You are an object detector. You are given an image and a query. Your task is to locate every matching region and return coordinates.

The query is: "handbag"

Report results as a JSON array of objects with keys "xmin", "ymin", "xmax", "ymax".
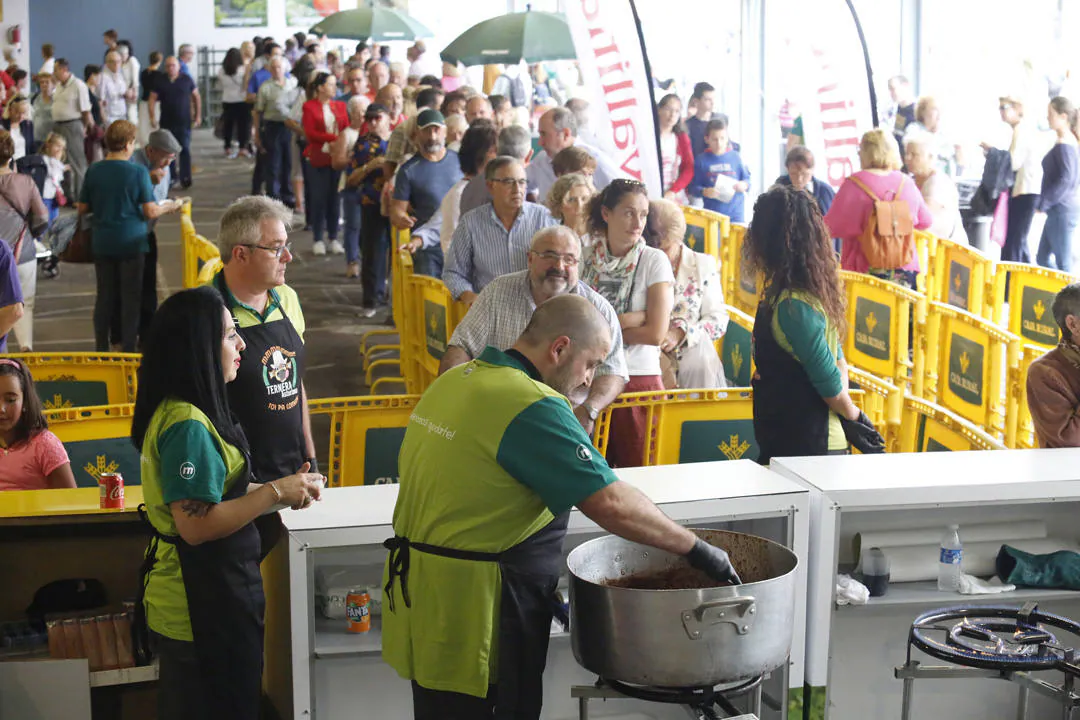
[
  {"xmin": 59, "ymin": 213, "xmax": 95, "ymax": 264},
  {"xmin": 0, "ymin": 183, "xmax": 29, "ymax": 262}
]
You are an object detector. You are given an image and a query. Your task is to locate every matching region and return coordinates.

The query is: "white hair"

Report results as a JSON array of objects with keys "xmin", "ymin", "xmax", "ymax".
[
  {"xmin": 218, "ymin": 196, "xmax": 294, "ymax": 260},
  {"xmin": 347, "ymin": 95, "xmax": 370, "ymax": 120}
]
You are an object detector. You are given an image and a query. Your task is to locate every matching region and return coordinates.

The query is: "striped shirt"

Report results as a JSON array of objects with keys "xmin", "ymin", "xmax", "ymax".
[
  {"xmin": 442, "ymin": 202, "xmax": 559, "ymax": 299},
  {"xmin": 449, "ymin": 269, "xmax": 629, "ymax": 381}
]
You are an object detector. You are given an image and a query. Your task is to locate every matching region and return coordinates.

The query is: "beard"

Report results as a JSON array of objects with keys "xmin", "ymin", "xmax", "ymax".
[
  {"xmin": 422, "ymin": 140, "xmax": 445, "ymax": 155},
  {"xmin": 535, "ymin": 269, "xmax": 571, "ymax": 296},
  {"xmin": 544, "ymin": 362, "xmax": 582, "ymax": 399}
]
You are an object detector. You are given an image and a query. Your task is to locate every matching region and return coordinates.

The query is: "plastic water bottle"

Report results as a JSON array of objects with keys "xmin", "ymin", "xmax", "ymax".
[{"xmin": 938, "ymin": 524, "xmax": 963, "ymax": 591}]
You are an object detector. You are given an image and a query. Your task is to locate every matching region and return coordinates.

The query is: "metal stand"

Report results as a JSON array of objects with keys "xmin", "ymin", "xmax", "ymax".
[
  {"xmin": 896, "ymin": 660, "xmax": 1080, "ymax": 720},
  {"xmin": 570, "ymin": 677, "xmax": 761, "ymax": 720}
]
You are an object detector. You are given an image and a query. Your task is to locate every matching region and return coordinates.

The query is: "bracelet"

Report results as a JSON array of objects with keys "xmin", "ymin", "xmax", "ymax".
[{"xmin": 268, "ymin": 481, "xmax": 282, "ymax": 502}]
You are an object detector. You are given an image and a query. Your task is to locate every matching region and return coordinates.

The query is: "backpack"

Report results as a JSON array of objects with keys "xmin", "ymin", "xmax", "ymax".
[
  {"xmin": 504, "ymin": 74, "xmax": 527, "ymax": 108},
  {"xmin": 847, "ymin": 175, "xmax": 915, "ymax": 269}
]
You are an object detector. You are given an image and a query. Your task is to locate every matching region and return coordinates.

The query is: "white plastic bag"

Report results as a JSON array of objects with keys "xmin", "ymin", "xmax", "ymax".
[{"xmin": 677, "ymin": 338, "xmax": 727, "ymax": 389}]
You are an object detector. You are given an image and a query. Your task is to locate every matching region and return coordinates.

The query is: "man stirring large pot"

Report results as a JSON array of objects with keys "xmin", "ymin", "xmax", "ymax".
[{"xmin": 382, "ymin": 294, "xmax": 740, "ymax": 719}]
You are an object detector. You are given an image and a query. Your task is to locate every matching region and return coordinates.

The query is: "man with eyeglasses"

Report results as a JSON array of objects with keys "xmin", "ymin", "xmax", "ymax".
[
  {"xmin": 441, "ymin": 226, "xmax": 627, "ymax": 434},
  {"xmin": 443, "ymin": 156, "xmax": 558, "ymax": 306},
  {"xmin": 209, "ymin": 196, "xmax": 316, "ymax": 557}
]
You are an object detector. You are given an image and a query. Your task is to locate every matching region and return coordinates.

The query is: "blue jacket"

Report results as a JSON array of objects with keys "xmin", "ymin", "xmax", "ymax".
[{"xmin": 689, "ymin": 147, "xmax": 750, "ymax": 222}]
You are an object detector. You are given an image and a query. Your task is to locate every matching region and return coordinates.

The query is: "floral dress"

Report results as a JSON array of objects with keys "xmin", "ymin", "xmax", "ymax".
[{"xmin": 671, "ymin": 245, "xmax": 729, "ymax": 356}]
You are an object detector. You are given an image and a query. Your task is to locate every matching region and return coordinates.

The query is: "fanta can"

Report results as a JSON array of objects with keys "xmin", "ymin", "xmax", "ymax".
[{"xmin": 345, "ymin": 589, "xmax": 371, "ymax": 633}]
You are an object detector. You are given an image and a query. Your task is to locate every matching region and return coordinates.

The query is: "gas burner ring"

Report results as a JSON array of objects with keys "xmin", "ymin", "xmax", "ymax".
[
  {"xmin": 909, "ymin": 604, "xmax": 1080, "ymax": 672},
  {"xmin": 600, "ymin": 673, "xmax": 765, "ymax": 706}
]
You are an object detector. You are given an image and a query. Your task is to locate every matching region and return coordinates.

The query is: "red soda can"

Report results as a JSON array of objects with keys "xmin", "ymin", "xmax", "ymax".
[{"xmin": 100, "ymin": 473, "xmax": 125, "ymax": 509}]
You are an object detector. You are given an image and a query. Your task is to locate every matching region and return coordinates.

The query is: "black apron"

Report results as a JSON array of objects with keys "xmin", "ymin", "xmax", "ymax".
[
  {"xmin": 216, "ymin": 277, "xmax": 307, "ymax": 557},
  {"xmin": 751, "ymin": 297, "xmax": 831, "ymax": 464},
  {"xmin": 134, "ymin": 445, "xmax": 264, "ymax": 720},
  {"xmin": 385, "ymin": 512, "xmax": 569, "ymax": 720}
]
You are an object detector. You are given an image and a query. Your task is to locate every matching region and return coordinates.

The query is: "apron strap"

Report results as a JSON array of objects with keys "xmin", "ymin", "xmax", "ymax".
[
  {"xmin": 383, "ymin": 536, "xmax": 503, "ymax": 612},
  {"xmin": 133, "ymin": 503, "xmax": 182, "ymax": 665}
]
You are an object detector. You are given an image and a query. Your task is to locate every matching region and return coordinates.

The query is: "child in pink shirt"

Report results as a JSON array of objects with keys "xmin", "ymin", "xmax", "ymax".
[{"xmin": 0, "ymin": 358, "xmax": 75, "ymax": 491}]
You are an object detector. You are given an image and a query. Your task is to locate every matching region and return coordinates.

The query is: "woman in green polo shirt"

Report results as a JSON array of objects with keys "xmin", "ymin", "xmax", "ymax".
[
  {"xmin": 131, "ymin": 286, "xmax": 324, "ymax": 720},
  {"xmin": 746, "ymin": 185, "xmax": 885, "ymax": 463}
]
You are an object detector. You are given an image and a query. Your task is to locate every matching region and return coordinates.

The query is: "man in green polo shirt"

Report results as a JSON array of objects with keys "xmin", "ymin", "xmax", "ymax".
[
  {"xmin": 382, "ymin": 294, "xmax": 741, "ymax": 719},
  {"xmin": 207, "ymin": 196, "xmax": 316, "ymax": 553}
]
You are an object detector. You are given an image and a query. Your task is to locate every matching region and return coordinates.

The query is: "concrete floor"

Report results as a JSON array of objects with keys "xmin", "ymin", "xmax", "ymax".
[{"xmin": 33, "ymin": 129, "xmax": 399, "ymax": 461}]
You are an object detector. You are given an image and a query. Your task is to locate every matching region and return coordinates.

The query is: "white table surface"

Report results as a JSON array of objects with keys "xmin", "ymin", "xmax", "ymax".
[
  {"xmin": 771, "ymin": 448, "xmax": 1080, "ymax": 508},
  {"xmin": 283, "ymin": 459, "xmax": 807, "ymax": 533}
]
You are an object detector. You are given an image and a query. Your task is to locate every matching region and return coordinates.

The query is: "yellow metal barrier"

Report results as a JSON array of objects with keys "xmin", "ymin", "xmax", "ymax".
[
  {"xmin": 716, "ymin": 305, "xmax": 754, "ymax": 387},
  {"xmin": 1013, "ymin": 343, "xmax": 1048, "ymax": 449},
  {"xmin": 681, "ymin": 206, "xmax": 728, "ymax": 260},
  {"xmin": 360, "ymin": 233, "xmax": 407, "ymax": 394},
  {"xmin": 921, "ymin": 300, "xmax": 1021, "ymax": 444},
  {"xmin": 183, "ymin": 232, "xmax": 222, "ymax": 290},
  {"xmin": 897, "ymin": 395, "xmax": 1008, "ymax": 452},
  {"xmin": 992, "ymin": 262, "xmax": 1075, "ymax": 349},
  {"xmin": 840, "ymin": 271, "xmax": 925, "ymax": 394},
  {"xmin": 308, "ymin": 395, "xmax": 420, "ymax": 486},
  {"xmin": 3, "ymin": 352, "xmax": 141, "ymax": 408},
  {"xmin": 724, "ymin": 223, "xmax": 762, "ymax": 315},
  {"xmin": 410, "ymin": 274, "xmax": 453, "ymax": 392},
  {"xmin": 930, "ymin": 236, "xmax": 995, "ymax": 318},
  {"xmin": 594, "ymin": 388, "xmax": 757, "ymax": 466},
  {"xmin": 848, "ymin": 367, "xmax": 904, "ymax": 452},
  {"xmin": 47, "ymin": 404, "xmax": 140, "ymax": 487},
  {"xmin": 914, "ymin": 230, "xmax": 935, "ymax": 295},
  {"xmin": 196, "ymin": 256, "xmax": 223, "ymax": 286}
]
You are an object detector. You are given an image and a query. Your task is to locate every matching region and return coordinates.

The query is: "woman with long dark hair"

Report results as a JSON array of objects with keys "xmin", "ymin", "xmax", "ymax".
[
  {"xmin": 747, "ymin": 186, "xmax": 884, "ymax": 463},
  {"xmin": 657, "ymin": 93, "xmax": 694, "ymax": 204},
  {"xmin": 217, "ymin": 48, "xmax": 249, "ymax": 158},
  {"xmin": 132, "ymin": 286, "xmax": 323, "ymax": 720},
  {"xmin": 1036, "ymin": 96, "xmax": 1080, "ymax": 272},
  {"xmin": 581, "ymin": 179, "xmax": 673, "ymax": 467}
]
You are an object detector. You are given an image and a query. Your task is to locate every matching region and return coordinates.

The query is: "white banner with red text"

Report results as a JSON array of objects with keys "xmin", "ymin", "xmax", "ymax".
[{"xmin": 564, "ymin": 0, "xmax": 663, "ymax": 196}]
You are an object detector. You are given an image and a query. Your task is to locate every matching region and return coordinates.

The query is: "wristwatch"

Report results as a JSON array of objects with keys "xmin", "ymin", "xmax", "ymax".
[{"xmin": 582, "ymin": 403, "xmax": 600, "ymax": 421}]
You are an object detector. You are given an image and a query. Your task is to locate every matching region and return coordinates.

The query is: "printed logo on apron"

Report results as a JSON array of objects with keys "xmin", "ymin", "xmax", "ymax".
[{"xmin": 261, "ymin": 345, "xmax": 301, "ymax": 412}]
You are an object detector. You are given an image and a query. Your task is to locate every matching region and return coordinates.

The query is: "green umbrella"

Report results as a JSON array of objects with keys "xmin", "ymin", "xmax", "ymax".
[
  {"xmin": 439, "ymin": 11, "xmax": 575, "ymax": 67},
  {"xmin": 310, "ymin": 7, "xmax": 433, "ymax": 42}
]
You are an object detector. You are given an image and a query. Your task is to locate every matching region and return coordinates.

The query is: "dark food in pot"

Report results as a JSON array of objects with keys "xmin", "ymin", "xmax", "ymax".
[{"xmin": 604, "ymin": 565, "xmax": 734, "ymax": 590}]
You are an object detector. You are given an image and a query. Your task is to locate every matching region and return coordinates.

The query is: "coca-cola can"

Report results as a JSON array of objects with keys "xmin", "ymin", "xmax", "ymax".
[{"xmin": 100, "ymin": 473, "xmax": 125, "ymax": 509}]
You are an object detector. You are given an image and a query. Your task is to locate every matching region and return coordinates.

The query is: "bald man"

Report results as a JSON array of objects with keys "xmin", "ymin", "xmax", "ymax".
[
  {"xmin": 383, "ymin": 293, "xmax": 741, "ymax": 720},
  {"xmin": 465, "ymin": 95, "xmax": 493, "ymax": 125}
]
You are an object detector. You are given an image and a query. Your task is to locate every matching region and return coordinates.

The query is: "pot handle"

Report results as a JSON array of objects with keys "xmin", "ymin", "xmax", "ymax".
[{"xmin": 681, "ymin": 596, "xmax": 757, "ymax": 639}]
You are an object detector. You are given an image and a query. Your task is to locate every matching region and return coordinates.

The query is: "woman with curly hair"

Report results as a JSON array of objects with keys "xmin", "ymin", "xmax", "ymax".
[{"xmin": 747, "ymin": 185, "xmax": 884, "ymax": 463}]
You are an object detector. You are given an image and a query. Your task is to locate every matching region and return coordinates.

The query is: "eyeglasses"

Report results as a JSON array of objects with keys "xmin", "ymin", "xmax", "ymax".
[
  {"xmin": 240, "ymin": 242, "xmax": 292, "ymax": 259},
  {"xmin": 531, "ymin": 250, "xmax": 579, "ymax": 266},
  {"xmin": 999, "ymin": 103, "xmax": 1014, "ymax": 111},
  {"xmin": 491, "ymin": 178, "xmax": 528, "ymax": 188}
]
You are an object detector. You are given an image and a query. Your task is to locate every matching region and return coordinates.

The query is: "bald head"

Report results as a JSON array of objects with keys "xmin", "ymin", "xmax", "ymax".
[
  {"xmin": 519, "ymin": 294, "xmax": 610, "ymax": 353},
  {"xmin": 466, "ymin": 95, "xmax": 494, "ymax": 124}
]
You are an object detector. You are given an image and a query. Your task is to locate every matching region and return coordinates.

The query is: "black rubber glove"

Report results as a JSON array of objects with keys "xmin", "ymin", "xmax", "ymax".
[
  {"xmin": 686, "ymin": 538, "xmax": 742, "ymax": 585},
  {"xmin": 839, "ymin": 411, "xmax": 886, "ymax": 454}
]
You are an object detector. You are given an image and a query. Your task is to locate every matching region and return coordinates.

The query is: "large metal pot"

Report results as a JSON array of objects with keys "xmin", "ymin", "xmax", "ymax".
[{"xmin": 566, "ymin": 529, "xmax": 797, "ymax": 688}]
